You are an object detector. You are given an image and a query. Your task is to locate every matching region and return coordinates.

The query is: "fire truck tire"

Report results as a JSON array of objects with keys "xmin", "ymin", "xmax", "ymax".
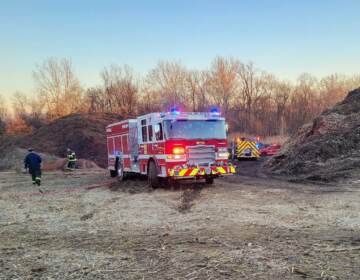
[
  {"xmin": 117, "ymin": 162, "xmax": 125, "ymax": 181},
  {"xmin": 148, "ymin": 161, "xmax": 160, "ymax": 188},
  {"xmin": 110, "ymin": 170, "xmax": 117, "ymax": 177},
  {"xmin": 205, "ymin": 177, "xmax": 214, "ymax": 184}
]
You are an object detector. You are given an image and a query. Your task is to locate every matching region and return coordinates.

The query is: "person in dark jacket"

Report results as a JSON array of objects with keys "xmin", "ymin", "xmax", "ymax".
[{"xmin": 24, "ymin": 148, "xmax": 42, "ymax": 186}]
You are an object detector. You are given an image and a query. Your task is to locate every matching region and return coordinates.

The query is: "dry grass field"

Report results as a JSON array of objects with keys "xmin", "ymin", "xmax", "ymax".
[{"xmin": 1, "ymin": 163, "xmax": 360, "ymax": 279}]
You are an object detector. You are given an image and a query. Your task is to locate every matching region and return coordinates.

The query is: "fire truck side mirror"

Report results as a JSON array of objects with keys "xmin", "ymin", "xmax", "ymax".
[{"xmin": 225, "ymin": 123, "xmax": 229, "ymax": 133}]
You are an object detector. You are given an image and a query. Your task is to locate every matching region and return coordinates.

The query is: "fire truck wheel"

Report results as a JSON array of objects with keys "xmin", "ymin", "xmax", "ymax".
[
  {"xmin": 148, "ymin": 161, "xmax": 160, "ymax": 188},
  {"xmin": 117, "ymin": 162, "xmax": 125, "ymax": 181},
  {"xmin": 205, "ymin": 177, "xmax": 214, "ymax": 184},
  {"xmin": 110, "ymin": 170, "xmax": 117, "ymax": 177}
]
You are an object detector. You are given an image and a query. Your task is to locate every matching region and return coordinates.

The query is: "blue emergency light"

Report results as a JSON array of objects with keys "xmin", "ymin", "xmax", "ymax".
[
  {"xmin": 209, "ymin": 106, "xmax": 221, "ymax": 115},
  {"xmin": 170, "ymin": 107, "xmax": 180, "ymax": 115}
]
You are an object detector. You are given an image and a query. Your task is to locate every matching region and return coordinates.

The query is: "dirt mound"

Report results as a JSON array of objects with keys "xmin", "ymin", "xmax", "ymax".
[
  {"xmin": 0, "ymin": 145, "xmax": 101, "ymax": 171},
  {"xmin": 265, "ymin": 87, "xmax": 360, "ymax": 182},
  {"xmin": 42, "ymin": 158, "xmax": 102, "ymax": 171},
  {"xmin": 17, "ymin": 113, "xmax": 122, "ymax": 168},
  {"xmin": 0, "ymin": 146, "xmax": 58, "ymax": 171}
]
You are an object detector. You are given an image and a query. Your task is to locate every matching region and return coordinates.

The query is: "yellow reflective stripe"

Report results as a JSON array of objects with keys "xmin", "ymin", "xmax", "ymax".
[
  {"xmin": 230, "ymin": 166, "xmax": 236, "ymax": 173},
  {"xmin": 236, "ymin": 141, "xmax": 260, "ymax": 157},
  {"xmin": 248, "ymin": 143, "xmax": 255, "ymax": 149},
  {"xmin": 236, "ymin": 142, "xmax": 250, "ymax": 154},
  {"xmin": 238, "ymin": 142, "xmax": 251, "ymax": 151},
  {"xmin": 216, "ymin": 167, "xmax": 226, "ymax": 174},
  {"xmin": 237, "ymin": 142, "xmax": 247, "ymax": 151},
  {"xmin": 189, "ymin": 168, "xmax": 199, "ymax": 176},
  {"xmin": 179, "ymin": 169, "xmax": 188, "ymax": 176},
  {"xmin": 241, "ymin": 142, "xmax": 250, "ymax": 149}
]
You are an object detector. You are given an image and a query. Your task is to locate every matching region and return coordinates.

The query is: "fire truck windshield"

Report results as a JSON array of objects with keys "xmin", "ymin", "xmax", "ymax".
[{"xmin": 164, "ymin": 119, "xmax": 226, "ymax": 140}]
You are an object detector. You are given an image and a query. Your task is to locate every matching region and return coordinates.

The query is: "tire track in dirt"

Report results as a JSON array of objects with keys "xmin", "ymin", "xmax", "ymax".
[{"xmin": 177, "ymin": 186, "xmax": 203, "ymax": 213}]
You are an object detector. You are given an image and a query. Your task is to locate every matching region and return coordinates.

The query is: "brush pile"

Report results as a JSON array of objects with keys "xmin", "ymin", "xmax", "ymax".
[
  {"xmin": 266, "ymin": 87, "xmax": 360, "ymax": 182},
  {"xmin": 17, "ymin": 113, "xmax": 122, "ymax": 168}
]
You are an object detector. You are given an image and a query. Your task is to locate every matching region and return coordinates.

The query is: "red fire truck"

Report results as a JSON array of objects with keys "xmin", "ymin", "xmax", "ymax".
[{"xmin": 106, "ymin": 109, "xmax": 236, "ymax": 187}]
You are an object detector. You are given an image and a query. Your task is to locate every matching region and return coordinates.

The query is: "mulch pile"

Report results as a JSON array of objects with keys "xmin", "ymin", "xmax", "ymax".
[
  {"xmin": 16, "ymin": 113, "xmax": 123, "ymax": 168},
  {"xmin": 265, "ymin": 87, "xmax": 360, "ymax": 182}
]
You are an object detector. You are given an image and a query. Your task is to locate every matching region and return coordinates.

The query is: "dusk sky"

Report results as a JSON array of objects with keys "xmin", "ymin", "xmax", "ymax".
[{"xmin": 1, "ymin": 0, "xmax": 359, "ymax": 96}]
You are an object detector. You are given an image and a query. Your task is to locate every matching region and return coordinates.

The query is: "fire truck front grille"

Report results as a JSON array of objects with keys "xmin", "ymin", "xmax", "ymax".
[{"xmin": 187, "ymin": 145, "xmax": 216, "ymax": 166}]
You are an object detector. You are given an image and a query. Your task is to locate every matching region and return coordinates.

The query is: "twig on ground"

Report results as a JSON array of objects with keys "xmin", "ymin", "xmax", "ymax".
[{"xmin": 322, "ymin": 246, "xmax": 360, "ymax": 252}]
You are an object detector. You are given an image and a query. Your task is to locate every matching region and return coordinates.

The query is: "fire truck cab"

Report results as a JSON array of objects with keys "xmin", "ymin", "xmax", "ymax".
[{"xmin": 106, "ymin": 110, "xmax": 236, "ymax": 187}]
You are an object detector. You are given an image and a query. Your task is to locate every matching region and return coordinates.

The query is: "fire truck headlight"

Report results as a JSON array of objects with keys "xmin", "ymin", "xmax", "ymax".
[
  {"xmin": 172, "ymin": 147, "xmax": 185, "ymax": 155},
  {"xmin": 174, "ymin": 154, "xmax": 184, "ymax": 160},
  {"xmin": 216, "ymin": 147, "xmax": 229, "ymax": 159},
  {"xmin": 167, "ymin": 154, "xmax": 186, "ymax": 161},
  {"xmin": 167, "ymin": 147, "xmax": 186, "ymax": 160},
  {"xmin": 217, "ymin": 152, "xmax": 229, "ymax": 159}
]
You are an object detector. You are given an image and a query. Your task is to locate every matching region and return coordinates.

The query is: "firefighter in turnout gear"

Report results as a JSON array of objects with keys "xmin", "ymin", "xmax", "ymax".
[
  {"xmin": 24, "ymin": 148, "xmax": 42, "ymax": 186},
  {"xmin": 66, "ymin": 148, "xmax": 77, "ymax": 169}
]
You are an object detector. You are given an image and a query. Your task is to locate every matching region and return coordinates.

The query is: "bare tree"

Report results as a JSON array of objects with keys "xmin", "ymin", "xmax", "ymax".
[
  {"xmin": 185, "ymin": 70, "xmax": 211, "ymax": 111},
  {"xmin": 100, "ymin": 64, "xmax": 138, "ymax": 117},
  {"xmin": 12, "ymin": 92, "xmax": 46, "ymax": 130},
  {"xmin": 286, "ymin": 73, "xmax": 319, "ymax": 133},
  {"xmin": 33, "ymin": 58, "xmax": 83, "ymax": 120},
  {"xmin": 251, "ymin": 73, "xmax": 278, "ymax": 135},
  {"xmin": 85, "ymin": 87, "xmax": 106, "ymax": 113},
  {"xmin": 346, "ymin": 74, "xmax": 360, "ymax": 91},
  {"xmin": 4, "ymin": 56, "xmax": 359, "ymax": 137},
  {"xmin": 234, "ymin": 61, "xmax": 258, "ymax": 132},
  {"xmin": 0, "ymin": 94, "xmax": 7, "ymax": 119},
  {"xmin": 207, "ymin": 57, "xmax": 240, "ymax": 116},
  {"xmin": 146, "ymin": 61, "xmax": 188, "ymax": 109},
  {"xmin": 0, "ymin": 94, "xmax": 7, "ymax": 134},
  {"xmin": 319, "ymin": 74, "xmax": 351, "ymax": 109},
  {"xmin": 137, "ymin": 88, "xmax": 163, "ymax": 115},
  {"xmin": 12, "ymin": 92, "xmax": 29, "ymax": 113},
  {"xmin": 273, "ymin": 81, "xmax": 291, "ymax": 135}
]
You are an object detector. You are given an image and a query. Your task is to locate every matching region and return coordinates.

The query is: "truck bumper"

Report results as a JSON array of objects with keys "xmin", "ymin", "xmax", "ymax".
[
  {"xmin": 237, "ymin": 155, "xmax": 259, "ymax": 159},
  {"xmin": 168, "ymin": 165, "xmax": 236, "ymax": 179}
]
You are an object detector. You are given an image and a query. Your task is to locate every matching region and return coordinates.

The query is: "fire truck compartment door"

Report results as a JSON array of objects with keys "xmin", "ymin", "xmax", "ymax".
[{"xmin": 129, "ymin": 124, "xmax": 139, "ymax": 159}]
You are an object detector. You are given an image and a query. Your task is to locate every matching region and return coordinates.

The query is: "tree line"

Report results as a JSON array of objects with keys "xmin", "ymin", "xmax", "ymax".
[{"xmin": 0, "ymin": 57, "xmax": 359, "ymax": 136}]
